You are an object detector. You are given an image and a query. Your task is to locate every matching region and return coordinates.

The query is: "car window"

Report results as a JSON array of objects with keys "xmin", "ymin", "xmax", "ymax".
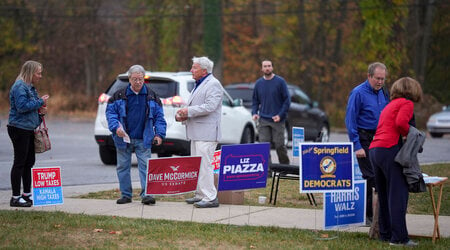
[
  {"xmin": 225, "ymin": 88, "xmax": 253, "ymax": 103},
  {"xmin": 147, "ymin": 80, "xmax": 178, "ymax": 98},
  {"xmin": 106, "ymin": 79, "xmax": 128, "ymax": 95},
  {"xmin": 222, "ymin": 91, "xmax": 233, "ymax": 107},
  {"xmin": 187, "ymin": 80, "xmax": 195, "ymax": 92},
  {"xmin": 290, "ymin": 88, "xmax": 311, "ymax": 105},
  {"xmin": 106, "ymin": 78, "xmax": 178, "ymax": 98}
]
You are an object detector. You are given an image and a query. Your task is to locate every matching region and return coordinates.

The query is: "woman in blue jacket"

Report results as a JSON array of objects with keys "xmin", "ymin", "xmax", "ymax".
[{"xmin": 7, "ymin": 60, "xmax": 49, "ymax": 207}]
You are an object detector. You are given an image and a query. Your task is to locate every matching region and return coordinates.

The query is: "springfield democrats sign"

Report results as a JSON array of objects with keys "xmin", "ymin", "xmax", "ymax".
[
  {"xmin": 146, "ymin": 156, "xmax": 201, "ymax": 195},
  {"xmin": 218, "ymin": 143, "xmax": 270, "ymax": 191},
  {"xmin": 299, "ymin": 143, "xmax": 354, "ymax": 193},
  {"xmin": 32, "ymin": 166, "xmax": 64, "ymax": 206}
]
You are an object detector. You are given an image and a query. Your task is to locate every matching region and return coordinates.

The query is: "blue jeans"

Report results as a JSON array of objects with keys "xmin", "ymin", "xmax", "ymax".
[{"xmin": 116, "ymin": 139, "xmax": 151, "ymax": 199}]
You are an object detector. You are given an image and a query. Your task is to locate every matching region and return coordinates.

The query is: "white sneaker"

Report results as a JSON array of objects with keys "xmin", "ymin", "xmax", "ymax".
[{"xmin": 389, "ymin": 240, "xmax": 418, "ymax": 247}]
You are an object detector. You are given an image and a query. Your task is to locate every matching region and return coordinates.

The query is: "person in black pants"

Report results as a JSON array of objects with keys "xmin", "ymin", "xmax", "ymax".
[
  {"xmin": 345, "ymin": 62, "xmax": 389, "ymax": 225},
  {"xmin": 7, "ymin": 60, "xmax": 49, "ymax": 207},
  {"xmin": 369, "ymin": 77, "xmax": 422, "ymax": 246}
]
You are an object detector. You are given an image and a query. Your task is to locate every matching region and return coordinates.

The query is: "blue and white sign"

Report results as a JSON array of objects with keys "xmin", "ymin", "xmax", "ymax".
[
  {"xmin": 292, "ymin": 127, "xmax": 305, "ymax": 158},
  {"xmin": 324, "ymin": 180, "xmax": 366, "ymax": 230},
  {"xmin": 299, "ymin": 143, "xmax": 354, "ymax": 193},
  {"xmin": 353, "ymin": 153, "xmax": 363, "ymax": 181},
  {"xmin": 218, "ymin": 143, "xmax": 270, "ymax": 191}
]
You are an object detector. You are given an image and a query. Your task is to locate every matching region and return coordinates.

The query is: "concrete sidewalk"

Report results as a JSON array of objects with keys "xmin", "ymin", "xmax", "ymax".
[{"xmin": 0, "ymin": 183, "xmax": 448, "ymax": 238}]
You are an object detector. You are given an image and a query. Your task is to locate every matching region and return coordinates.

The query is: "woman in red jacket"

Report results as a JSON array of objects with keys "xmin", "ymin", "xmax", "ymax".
[{"xmin": 369, "ymin": 77, "xmax": 423, "ymax": 246}]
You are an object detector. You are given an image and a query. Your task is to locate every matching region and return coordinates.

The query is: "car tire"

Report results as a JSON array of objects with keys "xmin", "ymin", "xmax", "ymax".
[
  {"xmin": 430, "ymin": 132, "xmax": 443, "ymax": 138},
  {"xmin": 316, "ymin": 124, "xmax": 330, "ymax": 142},
  {"xmin": 99, "ymin": 146, "xmax": 117, "ymax": 165},
  {"xmin": 240, "ymin": 125, "xmax": 254, "ymax": 144}
]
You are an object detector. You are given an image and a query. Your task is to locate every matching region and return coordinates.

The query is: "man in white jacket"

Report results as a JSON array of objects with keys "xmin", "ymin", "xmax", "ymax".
[{"xmin": 176, "ymin": 56, "xmax": 223, "ymax": 208}]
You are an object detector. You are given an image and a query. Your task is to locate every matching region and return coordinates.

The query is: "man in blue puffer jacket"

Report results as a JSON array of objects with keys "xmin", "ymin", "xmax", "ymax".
[{"xmin": 106, "ymin": 65, "xmax": 166, "ymax": 205}]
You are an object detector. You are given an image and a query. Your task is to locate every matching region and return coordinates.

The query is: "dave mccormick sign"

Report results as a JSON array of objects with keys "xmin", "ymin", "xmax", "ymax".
[
  {"xmin": 299, "ymin": 143, "xmax": 354, "ymax": 193},
  {"xmin": 218, "ymin": 143, "xmax": 270, "ymax": 191},
  {"xmin": 146, "ymin": 156, "xmax": 201, "ymax": 195}
]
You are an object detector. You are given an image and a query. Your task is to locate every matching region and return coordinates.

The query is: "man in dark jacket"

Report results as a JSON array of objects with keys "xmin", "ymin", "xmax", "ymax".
[
  {"xmin": 106, "ymin": 65, "xmax": 166, "ymax": 205},
  {"xmin": 252, "ymin": 59, "xmax": 291, "ymax": 165}
]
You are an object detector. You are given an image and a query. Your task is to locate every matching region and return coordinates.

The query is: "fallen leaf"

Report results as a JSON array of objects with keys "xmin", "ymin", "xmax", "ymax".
[
  {"xmin": 320, "ymin": 234, "xmax": 329, "ymax": 238},
  {"xmin": 93, "ymin": 228, "xmax": 103, "ymax": 232},
  {"xmin": 53, "ymin": 224, "xmax": 61, "ymax": 228},
  {"xmin": 250, "ymin": 245, "xmax": 256, "ymax": 249}
]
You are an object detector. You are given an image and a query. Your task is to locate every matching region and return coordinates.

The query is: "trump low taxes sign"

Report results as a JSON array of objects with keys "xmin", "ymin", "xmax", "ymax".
[
  {"xmin": 32, "ymin": 167, "xmax": 64, "ymax": 206},
  {"xmin": 299, "ymin": 143, "xmax": 354, "ymax": 193},
  {"xmin": 146, "ymin": 156, "xmax": 201, "ymax": 195}
]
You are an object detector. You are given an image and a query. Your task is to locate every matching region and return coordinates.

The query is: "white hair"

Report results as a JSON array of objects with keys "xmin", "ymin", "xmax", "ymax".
[
  {"xmin": 192, "ymin": 56, "xmax": 213, "ymax": 73},
  {"xmin": 127, "ymin": 65, "xmax": 146, "ymax": 78}
]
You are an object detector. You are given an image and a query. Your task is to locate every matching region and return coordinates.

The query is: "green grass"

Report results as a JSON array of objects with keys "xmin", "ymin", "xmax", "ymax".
[
  {"xmin": 79, "ymin": 163, "xmax": 450, "ymax": 216},
  {"xmin": 0, "ymin": 210, "xmax": 448, "ymax": 249}
]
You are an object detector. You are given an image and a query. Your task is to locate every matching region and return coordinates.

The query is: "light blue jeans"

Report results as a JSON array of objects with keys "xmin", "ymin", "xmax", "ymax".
[{"xmin": 116, "ymin": 139, "xmax": 151, "ymax": 199}]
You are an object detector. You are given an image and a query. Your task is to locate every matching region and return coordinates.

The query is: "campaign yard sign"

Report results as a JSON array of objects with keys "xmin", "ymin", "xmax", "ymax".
[
  {"xmin": 292, "ymin": 127, "xmax": 305, "ymax": 158},
  {"xmin": 212, "ymin": 150, "xmax": 221, "ymax": 174},
  {"xmin": 146, "ymin": 156, "xmax": 201, "ymax": 195},
  {"xmin": 324, "ymin": 180, "xmax": 366, "ymax": 230},
  {"xmin": 218, "ymin": 143, "xmax": 270, "ymax": 191},
  {"xmin": 32, "ymin": 167, "xmax": 64, "ymax": 206},
  {"xmin": 299, "ymin": 143, "xmax": 354, "ymax": 193},
  {"xmin": 353, "ymin": 152, "xmax": 363, "ymax": 181}
]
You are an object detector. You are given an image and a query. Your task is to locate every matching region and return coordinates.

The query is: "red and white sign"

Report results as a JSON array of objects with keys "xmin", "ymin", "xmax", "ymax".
[
  {"xmin": 146, "ymin": 156, "xmax": 201, "ymax": 195},
  {"xmin": 212, "ymin": 150, "xmax": 221, "ymax": 173},
  {"xmin": 32, "ymin": 167, "xmax": 61, "ymax": 188}
]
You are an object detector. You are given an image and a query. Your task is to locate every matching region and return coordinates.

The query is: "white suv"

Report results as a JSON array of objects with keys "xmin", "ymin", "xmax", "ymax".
[{"xmin": 94, "ymin": 71, "xmax": 256, "ymax": 165}]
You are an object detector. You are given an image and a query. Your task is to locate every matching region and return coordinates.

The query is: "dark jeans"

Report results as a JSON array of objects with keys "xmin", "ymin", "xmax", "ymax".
[
  {"xmin": 369, "ymin": 146, "xmax": 409, "ymax": 243},
  {"xmin": 7, "ymin": 125, "xmax": 35, "ymax": 196},
  {"xmin": 357, "ymin": 129, "xmax": 375, "ymax": 221},
  {"xmin": 258, "ymin": 118, "xmax": 290, "ymax": 164}
]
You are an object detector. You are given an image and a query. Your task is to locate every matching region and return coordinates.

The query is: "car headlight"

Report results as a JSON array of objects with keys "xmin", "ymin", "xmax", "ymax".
[{"xmin": 427, "ymin": 117, "xmax": 436, "ymax": 124}]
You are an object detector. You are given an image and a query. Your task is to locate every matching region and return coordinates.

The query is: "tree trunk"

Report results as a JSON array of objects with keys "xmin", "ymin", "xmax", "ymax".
[{"xmin": 413, "ymin": 0, "xmax": 436, "ymax": 85}]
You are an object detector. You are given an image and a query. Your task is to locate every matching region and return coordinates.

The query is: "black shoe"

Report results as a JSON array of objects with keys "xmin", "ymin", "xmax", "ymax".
[
  {"xmin": 21, "ymin": 194, "xmax": 33, "ymax": 205},
  {"xmin": 141, "ymin": 196, "xmax": 155, "ymax": 205},
  {"xmin": 10, "ymin": 197, "xmax": 32, "ymax": 207},
  {"xmin": 116, "ymin": 196, "xmax": 132, "ymax": 204},
  {"xmin": 194, "ymin": 198, "xmax": 219, "ymax": 208},
  {"xmin": 185, "ymin": 197, "xmax": 202, "ymax": 204}
]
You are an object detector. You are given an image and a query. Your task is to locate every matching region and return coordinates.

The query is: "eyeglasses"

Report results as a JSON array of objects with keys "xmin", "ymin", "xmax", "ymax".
[
  {"xmin": 371, "ymin": 76, "xmax": 385, "ymax": 81},
  {"xmin": 130, "ymin": 78, "xmax": 144, "ymax": 83}
]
